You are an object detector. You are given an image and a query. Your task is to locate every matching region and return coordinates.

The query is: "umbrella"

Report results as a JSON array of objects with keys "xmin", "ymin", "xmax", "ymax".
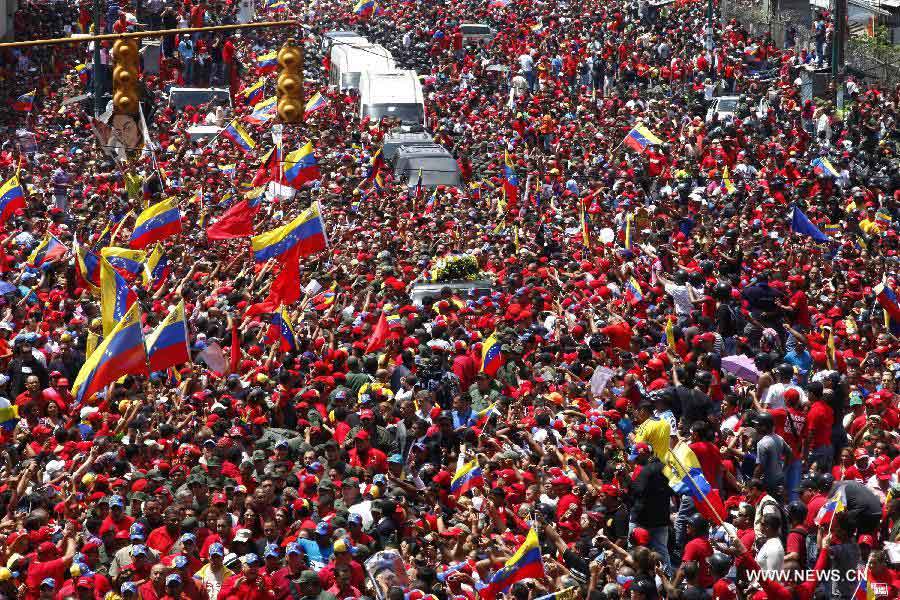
[{"xmin": 721, "ymin": 354, "xmax": 760, "ymax": 383}]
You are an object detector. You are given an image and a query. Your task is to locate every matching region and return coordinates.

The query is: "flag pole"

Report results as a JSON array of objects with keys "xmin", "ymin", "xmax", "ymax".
[{"xmin": 665, "ymin": 445, "xmax": 733, "ymax": 540}]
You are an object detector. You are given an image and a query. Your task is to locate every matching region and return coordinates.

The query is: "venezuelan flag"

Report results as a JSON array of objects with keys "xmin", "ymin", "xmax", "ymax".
[
  {"xmin": 874, "ymin": 279, "xmax": 900, "ymax": 335},
  {"xmin": 74, "ymin": 237, "xmax": 101, "ymax": 293},
  {"xmin": 251, "ymin": 201, "xmax": 327, "ymax": 263},
  {"xmin": 144, "ymin": 243, "xmax": 169, "ymax": 289},
  {"xmin": 480, "ymin": 333, "xmax": 503, "ymax": 376},
  {"xmin": 468, "ymin": 403, "xmax": 498, "ymax": 427},
  {"xmin": 875, "ymin": 211, "xmax": 892, "ymax": 229},
  {"xmin": 246, "ymin": 96, "xmax": 277, "ymax": 124},
  {"xmin": 268, "ymin": 307, "xmax": 298, "ymax": 351},
  {"xmin": 269, "ymin": 0, "xmax": 288, "ymax": 11},
  {"xmin": 220, "ymin": 164, "xmax": 236, "ymax": 180},
  {"xmin": 129, "ymin": 197, "xmax": 182, "ymax": 249},
  {"xmin": 579, "ymin": 201, "xmax": 591, "ymax": 248},
  {"xmin": 823, "ymin": 223, "xmax": 841, "ymax": 236},
  {"xmin": 101, "ymin": 247, "xmax": 146, "ymax": 278},
  {"xmin": 256, "ymin": 51, "xmax": 278, "ymax": 73},
  {"xmin": 100, "ymin": 255, "xmax": 138, "ymax": 336},
  {"xmin": 0, "ymin": 398, "xmax": 18, "ymax": 431},
  {"xmin": 145, "ymin": 300, "xmax": 190, "ymax": 372},
  {"xmin": 304, "ymin": 92, "xmax": 327, "ymax": 115},
  {"xmin": 354, "ymin": 0, "xmax": 375, "ymax": 13},
  {"xmin": 811, "ymin": 157, "xmax": 839, "ymax": 178},
  {"xmin": 503, "ymin": 150, "xmax": 519, "ymax": 207},
  {"xmin": 424, "ymin": 188, "xmax": 437, "ymax": 214},
  {"xmin": 624, "ymin": 276, "xmax": 643, "ymax": 304},
  {"xmin": 530, "ymin": 22, "xmax": 545, "ymax": 34},
  {"xmin": 854, "ymin": 568, "xmax": 877, "ymax": 600},
  {"xmin": 814, "ymin": 485, "xmax": 847, "ymax": 526},
  {"xmin": 27, "ymin": 235, "xmax": 67, "ymax": 268},
  {"xmin": 282, "ymin": 142, "xmax": 321, "ymax": 188},
  {"xmin": 450, "ymin": 460, "xmax": 484, "ymax": 496},
  {"xmin": 11, "ymin": 90, "xmax": 35, "ymax": 112},
  {"xmin": 722, "ymin": 165, "xmax": 736, "ymax": 194},
  {"xmin": 0, "ymin": 175, "xmax": 26, "ymax": 224},
  {"xmin": 312, "ymin": 282, "xmax": 337, "ymax": 310},
  {"xmin": 71, "ymin": 303, "xmax": 149, "ymax": 404},
  {"xmin": 366, "ymin": 147, "xmax": 385, "ymax": 181},
  {"xmin": 222, "ymin": 121, "xmax": 256, "ymax": 155},
  {"xmin": 623, "ymin": 124, "xmax": 663, "ymax": 153},
  {"xmin": 663, "ymin": 443, "xmax": 726, "ymax": 523},
  {"xmin": 478, "ymin": 529, "xmax": 545, "ymax": 600},
  {"xmin": 624, "ymin": 213, "xmax": 633, "ymax": 251},
  {"xmin": 239, "ymin": 79, "xmax": 266, "ymax": 106}
]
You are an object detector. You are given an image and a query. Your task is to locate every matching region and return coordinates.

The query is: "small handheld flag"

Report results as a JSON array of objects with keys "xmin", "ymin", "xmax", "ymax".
[
  {"xmin": 222, "ymin": 121, "xmax": 257, "ymax": 155},
  {"xmin": 623, "ymin": 124, "xmax": 662, "ymax": 153},
  {"xmin": 450, "ymin": 460, "xmax": 484, "ymax": 496}
]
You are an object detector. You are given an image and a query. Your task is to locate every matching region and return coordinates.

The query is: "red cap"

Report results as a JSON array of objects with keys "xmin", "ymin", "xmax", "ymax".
[
  {"xmin": 354, "ymin": 430, "xmax": 370, "ymax": 441},
  {"xmin": 211, "ymin": 493, "xmax": 227, "ymax": 505},
  {"xmin": 631, "ymin": 527, "xmax": 651, "ymax": 546},
  {"xmin": 858, "ymin": 534, "xmax": 875, "ymax": 546}
]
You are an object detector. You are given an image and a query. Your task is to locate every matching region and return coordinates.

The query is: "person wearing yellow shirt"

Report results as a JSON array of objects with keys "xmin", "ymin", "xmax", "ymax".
[{"xmin": 634, "ymin": 400, "xmax": 672, "ymax": 461}]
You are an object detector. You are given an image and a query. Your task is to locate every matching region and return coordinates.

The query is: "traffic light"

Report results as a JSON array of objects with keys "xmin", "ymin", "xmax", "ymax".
[
  {"xmin": 276, "ymin": 39, "xmax": 304, "ymax": 123},
  {"xmin": 112, "ymin": 38, "xmax": 140, "ymax": 115}
]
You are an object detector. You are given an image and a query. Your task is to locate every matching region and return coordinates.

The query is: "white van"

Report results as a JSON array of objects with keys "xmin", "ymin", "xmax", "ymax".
[
  {"xmin": 329, "ymin": 43, "xmax": 395, "ymax": 91},
  {"xmin": 358, "ymin": 70, "xmax": 425, "ymax": 126}
]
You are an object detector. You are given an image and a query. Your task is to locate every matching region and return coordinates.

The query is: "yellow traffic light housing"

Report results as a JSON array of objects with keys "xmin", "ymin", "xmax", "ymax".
[
  {"xmin": 112, "ymin": 38, "xmax": 140, "ymax": 115},
  {"xmin": 276, "ymin": 39, "xmax": 304, "ymax": 123}
]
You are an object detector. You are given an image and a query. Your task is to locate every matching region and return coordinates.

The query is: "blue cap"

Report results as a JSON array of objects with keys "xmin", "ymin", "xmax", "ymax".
[
  {"xmin": 41, "ymin": 578, "xmax": 56, "ymax": 589},
  {"xmin": 275, "ymin": 439, "xmax": 289, "ymax": 449},
  {"xmin": 241, "ymin": 553, "xmax": 261, "ymax": 566},
  {"xmin": 179, "ymin": 533, "xmax": 196, "ymax": 543},
  {"xmin": 131, "ymin": 545, "xmax": 148, "ymax": 557},
  {"xmin": 372, "ymin": 474, "xmax": 387, "ymax": 485},
  {"xmin": 285, "ymin": 543, "xmax": 302, "ymax": 556},
  {"xmin": 129, "ymin": 523, "xmax": 145, "ymax": 537},
  {"xmin": 315, "ymin": 521, "xmax": 329, "ymax": 535},
  {"xmin": 109, "ymin": 495, "xmax": 125, "ymax": 508},
  {"xmin": 208, "ymin": 543, "xmax": 225, "ymax": 557},
  {"xmin": 387, "ymin": 453, "xmax": 403, "ymax": 464},
  {"xmin": 121, "ymin": 582, "xmax": 138, "ymax": 594},
  {"xmin": 165, "ymin": 573, "xmax": 182, "ymax": 586},
  {"xmin": 348, "ymin": 513, "xmax": 363, "ymax": 525},
  {"xmin": 264, "ymin": 543, "xmax": 280, "ymax": 558},
  {"xmin": 172, "ymin": 555, "xmax": 189, "ymax": 569}
]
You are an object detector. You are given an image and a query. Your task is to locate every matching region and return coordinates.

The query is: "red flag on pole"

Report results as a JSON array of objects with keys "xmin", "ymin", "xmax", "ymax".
[
  {"xmin": 206, "ymin": 198, "xmax": 261, "ymax": 240},
  {"xmin": 366, "ymin": 313, "xmax": 389, "ymax": 353}
]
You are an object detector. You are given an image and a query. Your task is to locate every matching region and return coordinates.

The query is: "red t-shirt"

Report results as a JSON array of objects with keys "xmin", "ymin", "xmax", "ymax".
[
  {"xmin": 147, "ymin": 526, "xmax": 179, "ymax": 555},
  {"xmin": 98, "ymin": 514, "xmax": 135, "ymax": 538},
  {"xmin": 682, "ymin": 537, "xmax": 714, "ymax": 587},
  {"xmin": 25, "ymin": 558, "xmax": 66, "ymax": 600},
  {"xmin": 601, "ymin": 321, "xmax": 632, "ymax": 350},
  {"xmin": 347, "ymin": 448, "xmax": 388, "ymax": 474},
  {"xmin": 805, "ymin": 401, "xmax": 834, "ymax": 449}
]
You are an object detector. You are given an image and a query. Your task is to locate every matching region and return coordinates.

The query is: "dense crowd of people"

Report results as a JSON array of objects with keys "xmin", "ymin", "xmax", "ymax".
[{"xmin": 0, "ymin": 0, "xmax": 898, "ymax": 599}]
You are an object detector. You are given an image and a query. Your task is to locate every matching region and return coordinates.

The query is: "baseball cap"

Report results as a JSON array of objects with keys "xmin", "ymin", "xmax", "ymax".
[
  {"xmin": 165, "ymin": 573, "xmax": 182, "ymax": 586},
  {"xmin": 315, "ymin": 521, "xmax": 330, "ymax": 535},
  {"xmin": 131, "ymin": 545, "xmax": 149, "ymax": 557},
  {"xmin": 286, "ymin": 543, "xmax": 303, "ymax": 556},
  {"xmin": 179, "ymin": 533, "xmax": 196, "ymax": 544},
  {"xmin": 233, "ymin": 529, "xmax": 252, "ymax": 543},
  {"xmin": 348, "ymin": 513, "xmax": 363, "ymax": 526},
  {"xmin": 109, "ymin": 495, "xmax": 125, "ymax": 508},
  {"xmin": 387, "ymin": 454, "xmax": 403, "ymax": 464},
  {"xmin": 41, "ymin": 578, "xmax": 56, "ymax": 589},
  {"xmin": 172, "ymin": 555, "xmax": 189, "ymax": 569},
  {"xmin": 208, "ymin": 543, "xmax": 225, "ymax": 557},
  {"xmin": 241, "ymin": 553, "xmax": 261, "ymax": 566},
  {"xmin": 121, "ymin": 582, "xmax": 138, "ymax": 594},
  {"xmin": 264, "ymin": 544, "xmax": 280, "ymax": 559}
]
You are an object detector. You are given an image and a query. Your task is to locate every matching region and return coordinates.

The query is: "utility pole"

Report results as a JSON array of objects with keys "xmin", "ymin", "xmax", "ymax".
[
  {"xmin": 706, "ymin": 0, "xmax": 715, "ymax": 83},
  {"xmin": 92, "ymin": 0, "xmax": 102, "ymax": 115},
  {"xmin": 832, "ymin": 0, "xmax": 847, "ymax": 108}
]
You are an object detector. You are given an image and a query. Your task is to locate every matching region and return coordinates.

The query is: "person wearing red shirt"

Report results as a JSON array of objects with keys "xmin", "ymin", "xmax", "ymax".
[
  {"xmin": 553, "ymin": 477, "xmax": 582, "ymax": 540},
  {"xmin": 600, "ymin": 317, "xmax": 632, "ymax": 350},
  {"xmin": 347, "ymin": 430, "xmax": 388, "ymax": 474},
  {"xmin": 678, "ymin": 516, "xmax": 714, "ymax": 588},
  {"xmin": 318, "ymin": 540, "xmax": 366, "ymax": 590},
  {"xmin": 147, "ymin": 508, "xmax": 182, "ymax": 555},
  {"xmin": 24, "ymin": 527, "xmax": 76, "ymax": 600},
  {"xmin": 218, "ymin": 554, "xmax": 275, "ymax": 600},
  {"xmin": 805, "ymin": 386, "xmax": 835, "ymax": 471},
  {"xmin": 98, "ymin": 496, "xmax": 135, "ymax": 538},
  {"xmin": 189, "ymin": 0, "xmax": 205, "ymax": 28}
]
